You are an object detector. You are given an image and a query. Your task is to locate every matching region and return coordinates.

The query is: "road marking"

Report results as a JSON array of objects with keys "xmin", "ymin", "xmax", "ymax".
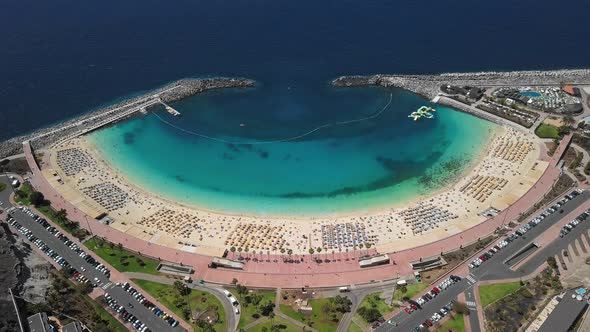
[
  {"xmin": 466, "ymin": 275, "xmax": 476, "ymax": 283},
  {"xmin": 466, "ymin": 301, "xmax": 476, "ymax": 307},
  {"xmin": 102, "ymin": 282, "xmax": 113, "ymax": 290}
]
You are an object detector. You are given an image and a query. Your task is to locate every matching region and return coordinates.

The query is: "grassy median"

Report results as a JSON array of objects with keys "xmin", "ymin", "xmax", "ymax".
[
  {"xmin": 237, "ymin": 290, "xmax": 276, "ymax": 328},
  {"xmin": 479, "ymin": 281, "xmax": 521, "ymax": 307},
  {"xmin": 247, "ymin": 316, "xmax": 300, "ymax": 332},
  {"xmin": 393, "ymin": 283, "xmax": 427, "ymax": 301},
  {"xmin": 435, "ymin": 313, "xmax": 464, "ymax": 332},
  {"xmin": 535, "ymin": 124, "xmax": 560, "ymax": 139},
  {"xmin": 14, "ymin": 182, "xmax": 33, "ymax": 204},
  {"xmin": 84, "ymin": 237, "xmax": 161, "ymax": 275}
]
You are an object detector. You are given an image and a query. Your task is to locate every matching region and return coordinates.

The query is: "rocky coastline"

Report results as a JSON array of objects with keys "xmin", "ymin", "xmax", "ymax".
[
  {"xmin": 332, "ymin": 69, "xmax": 590, "ymax": 100},
  {"xmin": 0, "ymin": 77, "xmax": 255, "ymax": 159},
  {"xmin": 0, "ymin": 225, "xmax": 21, "ymax": 330}
]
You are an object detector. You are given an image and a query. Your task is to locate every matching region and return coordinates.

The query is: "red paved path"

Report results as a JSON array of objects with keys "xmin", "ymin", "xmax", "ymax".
[{"xmin": 21, "ymin": 134, "xmax": 573, "ymax": 288}]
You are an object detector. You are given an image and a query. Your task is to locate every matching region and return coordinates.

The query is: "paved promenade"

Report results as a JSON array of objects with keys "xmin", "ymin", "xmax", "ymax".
[{"xmin": 21, "ymin": 133, "xmax": 572, "ymax": 288}]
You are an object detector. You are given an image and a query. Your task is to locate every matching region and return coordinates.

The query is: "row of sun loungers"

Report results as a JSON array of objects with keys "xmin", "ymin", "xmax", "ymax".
[
  {"xmin": 460, "ymin": 175, "xmax": 508, "ymax": 202},
  {"xmin": 321, "ymin": 223, "xmax": 370, "ymax": 249},
  {"xmin": 400, "ymin": 203, "xmax": 458, "ymax": 235},
  {"xmin": 225, "ymin": 223, "xmax": 287, "ymax": 252},
  {"xmin": 81, "ymin": 182, "xmax": 129, "ymax": 212},
  {"xmin": 492, "ymin": 138, "xmax": 532, "ymax": 163},
  {"xmin": 138, "ymin": 208, "xmax": 204, "ymax": 239},
  {"xmin": 56, "ymin": 147, "xmax": 93, "ymax": 176}
]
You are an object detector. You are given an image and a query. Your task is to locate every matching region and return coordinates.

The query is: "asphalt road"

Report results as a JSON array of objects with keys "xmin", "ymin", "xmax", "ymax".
[
  {"xmin": 517, "ymin": 208, "xmax": 590, "ymax": 274},
  {"xmin": 464, "ymin": 288, "xmax": 481, "ymax": 332},
  {"xmin": 375, "ymin": 190, "xmax": 590, "ymax": 332},
  {"xmin": 0, "ymin": 175, "xmax": 183, "ymax": 332}
]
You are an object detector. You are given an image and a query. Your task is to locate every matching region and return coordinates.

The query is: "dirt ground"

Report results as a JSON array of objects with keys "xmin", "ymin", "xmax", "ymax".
[
  {"xmin": 485, "ymin": 268, "xmax": 560, "ymax": 332},
  {"xmin": 543, "ymin": 117, "xmax": 564, "ymax": 128},
  {"xmin": 0, "ymin": 157, "xmax": 31, "ymax": 176},
  {"xmin": 545, "ymin": 142, "xmax": 557, "ymax": 156},
  {"xmin": 564, "ymin": 147, "xmax": 578, "ymax": 167},
  {"xmin": 280, "ymin": 289, "xmax": 313, "ymax": 308}
]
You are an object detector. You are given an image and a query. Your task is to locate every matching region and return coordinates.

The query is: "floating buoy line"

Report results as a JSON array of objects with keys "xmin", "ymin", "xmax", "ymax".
[{"xmin": 151, "ymin": 93, "xmax": 393, "ymax": 145}]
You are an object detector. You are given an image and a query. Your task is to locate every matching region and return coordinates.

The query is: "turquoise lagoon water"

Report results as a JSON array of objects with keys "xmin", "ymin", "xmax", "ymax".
[{"xmin": 89, "ymin": 86, "xmax": 496, "ymax": 216}]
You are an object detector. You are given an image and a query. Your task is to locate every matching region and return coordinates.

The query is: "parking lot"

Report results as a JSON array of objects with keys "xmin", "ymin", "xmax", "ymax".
[
  {"xmin": 376, "ymin": 189, "xmax": 590, "ymax": 331},
  {"xmin": 0, "ymin": 176, "xmax": 184, "ymax": 332}
]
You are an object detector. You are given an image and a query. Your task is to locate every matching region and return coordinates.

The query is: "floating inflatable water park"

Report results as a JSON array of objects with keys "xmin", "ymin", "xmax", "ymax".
[{"xmin": 408, "ymin": 106, "xmax": 436, "ymax": 121}]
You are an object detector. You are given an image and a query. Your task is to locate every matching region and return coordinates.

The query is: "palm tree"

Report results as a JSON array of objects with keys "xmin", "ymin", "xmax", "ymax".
[
  {"xmin": 399, "ymin": 284, "xmax": 408, "ymax": 297},
  {"xmin": 280, "ymin": 248, "xmax": 285, "ymax": 260},
  {"xmin": 308, "ymin": 248, "xmax": 315, "ymax": 260},
  {"xmin": 316, "ymin": 247, "xmax": 322, "ymax": 261},
  {"xmin": 359, "ymin": 243, "xmax": 364, "ymax": 256},
  {"xmin": 56, "ymin": 208, "xmax": 68, "ymax": 223},
  {"xmin": 365, "ymin": 243, "xmax": 372, "ymax": 256},
  {"xmin": 238, "ymin": 247, "xmax": 243, "ymax": 259},
  {"xmin": 230, "ymin": 246, "xmax": 236, "ymax": 258}
]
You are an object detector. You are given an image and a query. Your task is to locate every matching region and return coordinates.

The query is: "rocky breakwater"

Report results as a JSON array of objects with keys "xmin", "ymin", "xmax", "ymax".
[
  {"xmin": 0, "ymin": 77, "xmax": 255, "ymax": 159},
  {"xmin": 333, "ymin": 69, "xmax": 590, "ymax": 99},
  {"xmin": 159, "ymin": 77, "xmax": 255, "ymax": 104}
]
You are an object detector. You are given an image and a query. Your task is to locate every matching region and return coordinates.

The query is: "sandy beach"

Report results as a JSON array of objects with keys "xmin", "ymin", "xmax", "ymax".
[{"xmin": 40, "ymin": 123, "xmax": 546, "ymax": 256}]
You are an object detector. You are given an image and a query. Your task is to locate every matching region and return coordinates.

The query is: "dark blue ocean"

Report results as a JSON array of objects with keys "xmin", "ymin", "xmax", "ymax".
[{"xmin": 1, "ymin": 0, "xmax": 588, "ymax": 140}]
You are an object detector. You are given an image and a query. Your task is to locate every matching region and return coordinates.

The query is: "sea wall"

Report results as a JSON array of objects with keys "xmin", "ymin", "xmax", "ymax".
[
  {"xmin": 332, "ymin": 69, "xmax": 590, "ymax": 100},
  {"xmin": 0, "ymin": 77, "xmax": 255, "ymax": 159}
]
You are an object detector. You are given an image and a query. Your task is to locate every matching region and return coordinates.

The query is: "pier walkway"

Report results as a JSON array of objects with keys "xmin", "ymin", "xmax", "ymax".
[
  {"xmin": 159, "ymin": 99, "xmax": 181, "ymax": 116},
  {"xmin": 29, "ymin": 84, "xmax": 181, "ymax": 143}
]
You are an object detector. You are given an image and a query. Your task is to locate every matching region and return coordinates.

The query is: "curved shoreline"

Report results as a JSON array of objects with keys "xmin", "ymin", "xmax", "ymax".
[
  {"xmin": 85, "ymin": 124, "xmax": 500, "ymax": 219},
  {"xmin": 46, "ymin": 117, "xmax": 539, "ymax": 257},
  {"xmin": 22, "ymin": 133, "xmax": 569, "ymax": 288}
]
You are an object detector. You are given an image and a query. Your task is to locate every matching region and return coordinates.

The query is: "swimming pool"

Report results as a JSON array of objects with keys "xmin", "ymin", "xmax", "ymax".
[{"xmin": 521, "ymin": 91, "xmax": 541, "ymax": 97}]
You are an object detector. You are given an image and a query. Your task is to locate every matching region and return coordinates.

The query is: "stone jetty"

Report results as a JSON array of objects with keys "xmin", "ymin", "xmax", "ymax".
[
  {"xmin": 0, "ymin": 77, "xmax": 254, "ymax": 159},
  {"xmin": 332, "ymin": 69, "xmax": 590, "ymax": 99}
]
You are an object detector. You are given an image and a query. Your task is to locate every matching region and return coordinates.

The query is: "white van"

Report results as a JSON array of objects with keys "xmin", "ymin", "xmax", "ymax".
[{"xmin": 223, "ymin": 290, "xmax": 231, "ymax": 297}]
